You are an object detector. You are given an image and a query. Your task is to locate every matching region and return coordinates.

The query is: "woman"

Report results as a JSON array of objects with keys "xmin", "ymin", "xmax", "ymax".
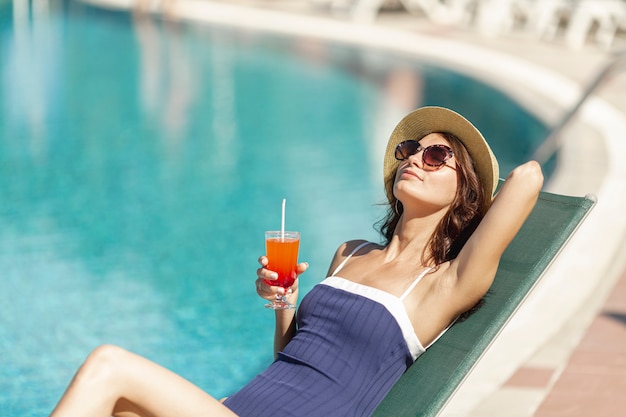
[{"xmin": 51, "ymin": 106, "xmax": 543, "ymax": 417}]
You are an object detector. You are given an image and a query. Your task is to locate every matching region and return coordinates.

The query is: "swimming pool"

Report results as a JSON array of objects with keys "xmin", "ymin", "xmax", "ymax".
[{"xmin": 0, "ymin": 0, "xmax": 548, "ymax": 414}]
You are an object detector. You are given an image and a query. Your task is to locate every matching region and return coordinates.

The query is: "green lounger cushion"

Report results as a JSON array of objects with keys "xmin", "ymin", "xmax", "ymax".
[{"xmin": 372, "ymin": 189, "xmax": 596, "ymax": 417}]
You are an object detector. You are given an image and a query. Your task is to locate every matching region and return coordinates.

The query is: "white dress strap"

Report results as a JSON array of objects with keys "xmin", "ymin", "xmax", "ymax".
[
  {"xmin": 399, "ymin": 267, "xmax": 432, "ymax": 301},
  {"xmin": 397, "ymin": 266, "xmax": 452, "ymax": 349},
  {"xmin": 330, "ymin": 241, "xmax": 372, "ymax": 277}
]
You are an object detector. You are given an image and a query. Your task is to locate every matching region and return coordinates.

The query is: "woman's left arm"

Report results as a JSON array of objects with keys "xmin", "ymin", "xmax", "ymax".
[{"xmin": 450, "ymin": 160, "xmax": 544, "ymax": 306}]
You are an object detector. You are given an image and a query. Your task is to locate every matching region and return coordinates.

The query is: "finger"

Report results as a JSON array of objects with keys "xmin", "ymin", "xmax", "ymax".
[
  {"xmin": 296, "ymin": 261, "xmax": 309, "ymax": 275},
  {"xmin": 255, "ymin": 279, "xmax": 271, "ymax": 296},
  {"xmin": 257, "ymin": 256, "xmax": 269, "ymax": 267},
  {"xmin": 256, "ymin": 266, "xmax": 278, "ymax": 281},
  {"xmin": 255, "ymin": 277, "xmax": 284, "ymax": 292},
  {"xmin": 289, "ymin": 277, "xmax": 299, "ymax": 292},
  {"xmin": 255, "ymin": 279, "xmax": 285, "ymax": 298}
]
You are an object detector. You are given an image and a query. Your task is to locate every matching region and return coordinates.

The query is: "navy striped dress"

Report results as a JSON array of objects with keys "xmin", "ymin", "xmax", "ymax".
[{"xmin": 223, "ymin": 243, "xmax": 432, "ymax": 417}]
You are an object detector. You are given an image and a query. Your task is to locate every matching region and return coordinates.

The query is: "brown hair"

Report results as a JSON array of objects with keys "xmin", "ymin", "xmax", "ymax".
[{"xmin": 376, "ymin": 132, "xmax": 489, "ymax": 266}]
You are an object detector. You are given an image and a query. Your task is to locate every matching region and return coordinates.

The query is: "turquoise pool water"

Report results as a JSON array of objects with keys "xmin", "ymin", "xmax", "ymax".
[{"xmin": 0, "ymin": 1, "xmax": 548, "ymax": 414}]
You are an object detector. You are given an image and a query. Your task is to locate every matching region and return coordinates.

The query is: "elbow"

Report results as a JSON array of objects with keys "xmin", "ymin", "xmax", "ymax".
[
  {"xmin": 509, "ymin": 160, "xmax": 544, "ymax": 193},
  {"xmin": 525, "ymin": 160, "xmax": 544, "ymax": 189}
]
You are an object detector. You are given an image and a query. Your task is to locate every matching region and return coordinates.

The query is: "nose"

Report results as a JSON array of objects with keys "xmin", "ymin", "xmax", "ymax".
[{"xmin": 406, "ymin": 150, "xmax": 424, "ymax": 169}]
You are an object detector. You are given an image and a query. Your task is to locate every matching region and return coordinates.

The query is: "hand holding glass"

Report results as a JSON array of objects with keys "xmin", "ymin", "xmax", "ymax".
[{"xmin": 263, "ymin": 231, "xmax": 300, "ymax": 309}]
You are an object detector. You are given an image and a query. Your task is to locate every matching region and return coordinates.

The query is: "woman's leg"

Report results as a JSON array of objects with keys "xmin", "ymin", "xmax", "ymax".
[{"xmin": 51, "ymin": 344, "xmax": 238, "ymax": 417}]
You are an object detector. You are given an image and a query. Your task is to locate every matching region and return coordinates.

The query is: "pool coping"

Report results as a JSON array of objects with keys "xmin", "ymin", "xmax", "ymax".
[{"xmin": 78, "ymin": 1, "xmax": 626, "ymax": 415}]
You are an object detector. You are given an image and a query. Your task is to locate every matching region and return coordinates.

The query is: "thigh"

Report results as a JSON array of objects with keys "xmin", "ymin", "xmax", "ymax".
[{"xmin": 106, "ymin": 346, "xmax": 237, "ymax": 417}]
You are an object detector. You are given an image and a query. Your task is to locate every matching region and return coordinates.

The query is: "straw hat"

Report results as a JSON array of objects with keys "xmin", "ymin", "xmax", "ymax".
[{"xmin": 383, "ymin": 106, "xmax": 499, "ymax": 203}]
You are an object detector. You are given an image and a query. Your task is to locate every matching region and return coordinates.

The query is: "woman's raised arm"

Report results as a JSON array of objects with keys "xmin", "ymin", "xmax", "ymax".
[{"xmin": 451, "ymin": 160, "xmax": 544, "ymax": 307}]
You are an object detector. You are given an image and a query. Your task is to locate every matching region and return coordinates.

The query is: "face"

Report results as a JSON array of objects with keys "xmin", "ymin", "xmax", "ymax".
[{"xmin": 393, "ymin": 133, "xmax": 458, "ymax": 212}]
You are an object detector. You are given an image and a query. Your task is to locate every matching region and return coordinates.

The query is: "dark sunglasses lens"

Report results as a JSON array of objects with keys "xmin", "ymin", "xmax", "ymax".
[
  {"xmin": 423, "ymin": 146, "xmax": 450, "ymax": 166},
  {"xmin": 395, "ymin": 140, "xmax": 420, "ymax": 160}
]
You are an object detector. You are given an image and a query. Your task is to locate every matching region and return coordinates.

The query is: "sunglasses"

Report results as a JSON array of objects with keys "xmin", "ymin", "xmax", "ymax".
[{"xmin": 394, "ymin": 140, "xmax": 455, "ymax": 169}]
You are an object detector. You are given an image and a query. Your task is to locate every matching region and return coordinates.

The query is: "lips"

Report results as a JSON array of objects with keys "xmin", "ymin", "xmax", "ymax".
[{"xmin": 399, "ymin": 168, "xmax": 422, "ymax": 180}]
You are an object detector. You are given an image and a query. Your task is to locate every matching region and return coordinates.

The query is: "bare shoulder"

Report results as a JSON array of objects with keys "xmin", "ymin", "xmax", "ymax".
[
  {"xmin": 326, "ymin": 239, "xmax": 380, "ymax": 276},
  {"xmin": 332, "ymin": 239, "xmax": 378, "ymax": 260}
]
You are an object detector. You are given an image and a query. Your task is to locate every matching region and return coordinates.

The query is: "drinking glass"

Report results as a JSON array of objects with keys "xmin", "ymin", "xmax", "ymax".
[{"xmin": 263, "ymin": 231, "xmax": 300, "ymax": 309}]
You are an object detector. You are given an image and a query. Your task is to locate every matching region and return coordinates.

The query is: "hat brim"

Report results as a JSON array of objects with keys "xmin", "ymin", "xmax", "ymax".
[{"xmin": 383, "ymin": 106, "xmax": 499, "ymax": 203}]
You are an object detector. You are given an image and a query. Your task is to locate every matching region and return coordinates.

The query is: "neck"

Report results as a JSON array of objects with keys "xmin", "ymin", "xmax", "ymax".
[{"xmin": 384, "ymin": 208, "xmax": 446, "ymax": 265}]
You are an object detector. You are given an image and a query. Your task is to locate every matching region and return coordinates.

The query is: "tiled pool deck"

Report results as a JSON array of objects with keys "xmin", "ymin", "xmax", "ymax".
[{"xmin": 83, "ymin": 1, "xmax": 626, "ymax": 415}]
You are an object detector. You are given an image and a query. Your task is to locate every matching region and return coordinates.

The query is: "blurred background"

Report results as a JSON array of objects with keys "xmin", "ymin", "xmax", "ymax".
[{"xmin": 1, "ymin": 1, "xmax": 625, "ymax": 416}]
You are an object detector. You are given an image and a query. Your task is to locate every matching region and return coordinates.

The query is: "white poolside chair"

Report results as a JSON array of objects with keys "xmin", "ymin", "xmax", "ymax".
[
  {"xmin": 321, "ymin": 0, "xmax": 474, "ymax": 25},
  {"xmin": 427, "ymin": 0, "xmax": 476, "ymax": 26},
  {"xmin": 564, "ymin": 0, "xmax": 626, "ymax": 49},
  {"xmin": 306, "ymin": 0, "xmax": 399, "ymax": 20},
  {"xmin": 471, "ymin": 0, "xmax": 523, "ymax": 36},
  {"xmin": 521, "ymin": 0, "xmax": 575, "ymax": 41},
  {"xmin": 470, "ymin": 0, "xmax": 567, "ymax": 37},
  {"xmin": 348, "ymin": 0, "xmax": 439, "ymax": 23}
]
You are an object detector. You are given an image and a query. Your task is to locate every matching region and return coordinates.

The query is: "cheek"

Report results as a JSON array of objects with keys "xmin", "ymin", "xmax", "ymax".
[{"xmin": 433, "ymin": 173, "xmax": 458, "ymax": 205}]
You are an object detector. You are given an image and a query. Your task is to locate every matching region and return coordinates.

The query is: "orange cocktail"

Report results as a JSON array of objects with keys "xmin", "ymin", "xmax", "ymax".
[{"xmin": 264, "ymin": 231, "xmax": 300, "ymax": 309}]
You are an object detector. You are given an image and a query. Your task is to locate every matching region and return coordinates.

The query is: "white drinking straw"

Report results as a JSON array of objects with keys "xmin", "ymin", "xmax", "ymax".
[{"xmin": 281, "ymin": 198, "xmax": 286, "ymax": 241}]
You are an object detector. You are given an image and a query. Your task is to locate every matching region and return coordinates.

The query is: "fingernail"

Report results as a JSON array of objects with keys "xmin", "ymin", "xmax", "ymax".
[
  {"xmin": 278, "ymin": 288, "xmax": 285, "ymax": 295},
  {"xmin": 271, "ymin": 273, "xmax": 278, "ymax": 279}
]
